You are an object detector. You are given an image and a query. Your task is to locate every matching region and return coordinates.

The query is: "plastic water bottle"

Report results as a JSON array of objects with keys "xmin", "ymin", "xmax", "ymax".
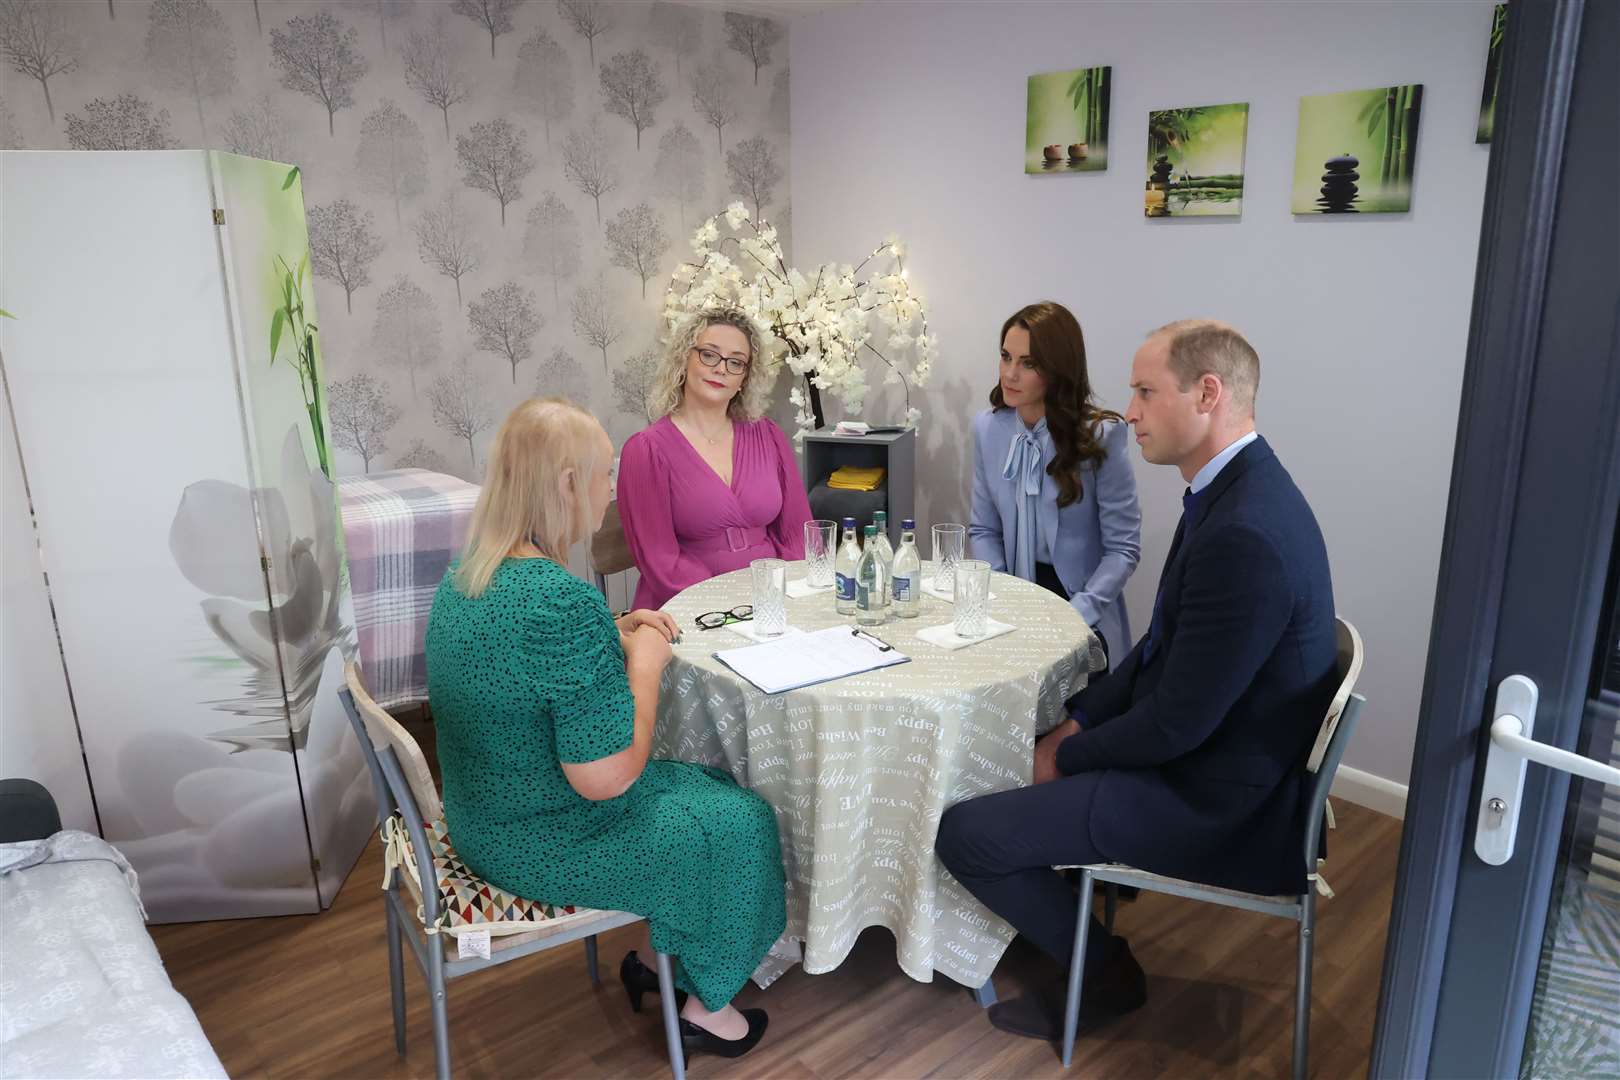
[
  {"xmin": 891, "ymin": 518, "xmax": 921, "ymax": 618},
  {"xmin": 834, "ymin": 517, "xmax": 860, "ymax": 615},
  {"xmin": 872, "ymin": 510, "xmax": 895, "ymax": 576},
  {"xmin": 857, "ymin": 524, "xmax": 889, "ymax": 625}
]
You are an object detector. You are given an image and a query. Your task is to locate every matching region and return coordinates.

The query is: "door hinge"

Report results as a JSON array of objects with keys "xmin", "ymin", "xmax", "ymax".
[
  {"xmin": 212, "ymin": 208, "xmax": 225, "ymax": 225},
  {"xmin": 311, "ymin": 857, "xmax": 322, "ymax": 874},
  {"xmin": 260, "ymin": 555, "xmax": 271, "ymax": 572}
]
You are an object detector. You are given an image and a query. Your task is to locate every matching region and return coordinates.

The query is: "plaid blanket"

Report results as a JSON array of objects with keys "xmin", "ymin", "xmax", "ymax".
[{"xmin": 337, "ymin": 469, "xmax": 480, "ymax": 710}]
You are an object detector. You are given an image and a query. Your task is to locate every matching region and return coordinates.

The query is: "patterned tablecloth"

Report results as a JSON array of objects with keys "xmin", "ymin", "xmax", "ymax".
[
  {"xmin": 654, "ymin": 562, "xmax": 1106, "ymax": 992},
  {"xmin": 336, "ymin": 469, "xmax": 480, "ymax": 710}
]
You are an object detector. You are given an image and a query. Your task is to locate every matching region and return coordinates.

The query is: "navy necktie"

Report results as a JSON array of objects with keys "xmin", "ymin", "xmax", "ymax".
[{"xmin": 1143, "ymin": 488, "xmax": 1202, "ymax": 664}]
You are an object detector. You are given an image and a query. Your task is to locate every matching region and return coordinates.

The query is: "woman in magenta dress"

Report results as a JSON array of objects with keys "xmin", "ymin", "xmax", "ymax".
[{"xmin": 618, "ymin": 308, "xmax": 813, "ymax": 611}]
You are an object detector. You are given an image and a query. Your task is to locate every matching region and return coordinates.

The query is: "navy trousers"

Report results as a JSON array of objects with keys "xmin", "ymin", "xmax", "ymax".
[{"xmin": 936, "ymin": 769, "xmax": 1118, "ymax": 981}]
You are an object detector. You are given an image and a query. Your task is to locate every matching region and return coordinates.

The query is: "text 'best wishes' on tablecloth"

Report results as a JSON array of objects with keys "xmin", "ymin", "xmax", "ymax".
[{"xmin": 654, "ymin": 562, "xmax": 1106, "ymax": 992}]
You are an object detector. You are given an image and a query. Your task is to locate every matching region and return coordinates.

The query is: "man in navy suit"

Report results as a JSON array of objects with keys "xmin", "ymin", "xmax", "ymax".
[{"xmin": 936, "ymin": 320, "xmax": 1339, "ymax": 1041}]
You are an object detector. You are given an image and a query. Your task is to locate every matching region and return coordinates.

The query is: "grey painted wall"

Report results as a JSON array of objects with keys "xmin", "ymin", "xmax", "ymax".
[
  {"xmin": 790, "ymin": 0, "xmax": 1498, "ymax": 785},
  {"xmin": 0, "ymin": 0, "xmax": 790, "ymax": 475}
]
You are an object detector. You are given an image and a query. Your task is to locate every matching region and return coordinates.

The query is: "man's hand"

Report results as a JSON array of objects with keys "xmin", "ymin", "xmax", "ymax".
[
  {"xmin": 616, "ymin": 608, "xmax": 680, "ymax": 643},
  {"xmin": 1033, "ymin": 717, "xmax": 1080, "ymax": 785}
]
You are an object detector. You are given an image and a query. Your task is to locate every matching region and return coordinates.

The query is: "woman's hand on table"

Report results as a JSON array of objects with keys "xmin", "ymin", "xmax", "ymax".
[
  {"xmin": 616, "ymin": 608, "xmax": 680, "ymax": 643},
  {"xmin": 1033, "ymin": 717, "xmax": 1080, "ymax": 785},
  {"xmin": 623, "ymin": 623, "xmax": 674, "ymax": 679}
]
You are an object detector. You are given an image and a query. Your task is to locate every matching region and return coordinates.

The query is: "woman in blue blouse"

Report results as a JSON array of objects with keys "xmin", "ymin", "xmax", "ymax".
[{"xmin": 970, "ymin": 301, "xmax": 1142, "ymax": 661}]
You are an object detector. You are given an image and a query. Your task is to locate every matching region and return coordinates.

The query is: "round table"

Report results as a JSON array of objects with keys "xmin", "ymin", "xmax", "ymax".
[{"xmin": 652, "ymin": 561, "xmax": 1105, "ymax": 993}]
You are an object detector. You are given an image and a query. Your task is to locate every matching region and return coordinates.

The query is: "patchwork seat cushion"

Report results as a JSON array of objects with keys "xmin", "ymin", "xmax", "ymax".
[{"xmin": 384, "ymin": 814, "xmax": 590, "ymax": 937}]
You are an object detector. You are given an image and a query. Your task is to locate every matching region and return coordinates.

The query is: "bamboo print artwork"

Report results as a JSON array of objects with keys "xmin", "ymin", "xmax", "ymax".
[
  {"xmin": 1477, "ymin": 4, "xmax": 1507, "ymax": 143},
  {"xmin": 1025, "ymin": 65, "xmax": 1112, "ymax": 174},
  {"xmin": 1291, "ymin": 85, "xmax": 1424, "ymax": 214},
  {"xmin": 1144, "ymin": 103, "xmax": 1248, "ymax": 218}
]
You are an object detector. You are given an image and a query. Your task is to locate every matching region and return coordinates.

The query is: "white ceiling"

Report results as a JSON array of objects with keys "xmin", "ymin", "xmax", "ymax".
[{"xmin": 672, "ymin": 0, "xmax": 863, "ymax": 20}]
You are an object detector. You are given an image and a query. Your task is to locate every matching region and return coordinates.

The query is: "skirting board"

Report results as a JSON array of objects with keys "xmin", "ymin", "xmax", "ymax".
[{"xmin": 1331, "ymin": 766, "xmax": 1409, "ymax": 820}]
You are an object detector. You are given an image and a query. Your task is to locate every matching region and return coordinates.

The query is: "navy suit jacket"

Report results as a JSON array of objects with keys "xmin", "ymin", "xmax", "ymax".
[{"xmin": 1056, "ymin": 436, "xmax": 1338, "ymax": 895}]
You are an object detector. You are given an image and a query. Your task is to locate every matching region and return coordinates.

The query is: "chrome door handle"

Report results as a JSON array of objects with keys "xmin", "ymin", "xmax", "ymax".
[{"xmin": 1474, "ymin": 674, "xmax": 1620, "ymax": 866}]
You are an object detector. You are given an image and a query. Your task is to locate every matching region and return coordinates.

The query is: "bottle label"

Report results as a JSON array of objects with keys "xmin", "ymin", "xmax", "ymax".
[
  {"xmin": 836, "ymin": 573, "xmax": 856, "ymax": 602},
  {"xmin": 893, "ymin": 574, "xmax": 914, "ymax": 602}
]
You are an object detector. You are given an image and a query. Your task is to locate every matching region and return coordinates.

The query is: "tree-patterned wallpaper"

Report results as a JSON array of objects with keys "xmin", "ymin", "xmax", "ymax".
[{"xmin": 0, "ymin": 0, "xmax": 791, "ymax": 478}]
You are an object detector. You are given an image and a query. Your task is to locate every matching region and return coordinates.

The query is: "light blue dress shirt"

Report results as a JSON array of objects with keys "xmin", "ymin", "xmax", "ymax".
[{"xmin": 1190, "ymin": 430, "xmax": 1260, "ymax": 494}]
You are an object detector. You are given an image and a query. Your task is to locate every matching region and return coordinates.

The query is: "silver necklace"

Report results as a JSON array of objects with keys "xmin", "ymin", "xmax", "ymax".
[{"xmin": 679, "ymin": 412, "xmax": 729, "ymax": 447}]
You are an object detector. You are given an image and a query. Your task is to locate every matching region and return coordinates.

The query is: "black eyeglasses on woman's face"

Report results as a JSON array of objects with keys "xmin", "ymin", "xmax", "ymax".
[
  {"xmin": 693, "ymin": 346, "xmax": 750, "ymax": 376},
  {"xmin": 694, "ymin": 605, "xmax": 753, "ymax": 630}
]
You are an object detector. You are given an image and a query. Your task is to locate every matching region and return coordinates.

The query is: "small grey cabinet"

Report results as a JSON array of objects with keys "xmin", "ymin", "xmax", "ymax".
[{"xmin": 800, "ymin": 428, "xmax": 916, "ymax": 545}]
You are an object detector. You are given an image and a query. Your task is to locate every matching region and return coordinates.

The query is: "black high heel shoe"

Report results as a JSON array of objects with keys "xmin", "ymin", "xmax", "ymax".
[
  {"xmin": 680, "ymin": 1008, "xmax": 769, "ymax": 1060},
  {"xmin": 620, "ymin": 950, "xmax": 688, "ymax": 1013}
]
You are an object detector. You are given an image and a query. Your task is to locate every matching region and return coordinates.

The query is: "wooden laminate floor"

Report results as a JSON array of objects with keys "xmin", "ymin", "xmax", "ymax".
[{"xmin": 150, "ymin": 800, "xmax": 1401, "ymax": 1079}]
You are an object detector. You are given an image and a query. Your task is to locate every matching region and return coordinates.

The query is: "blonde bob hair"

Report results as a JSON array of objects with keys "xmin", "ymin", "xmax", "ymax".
[
  {"xmin": 453, "ymin": 397, "xmax": 605, "ymax": 599},
  {"xmin": 648, "ymin": 308, "xmax": 776, "ymax": 422}
]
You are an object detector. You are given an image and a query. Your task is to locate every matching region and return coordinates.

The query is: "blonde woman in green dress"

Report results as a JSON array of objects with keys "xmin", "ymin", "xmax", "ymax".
[{"xmin": 425, "ymin": 398, "xmax": 784, "ymax": 1061}]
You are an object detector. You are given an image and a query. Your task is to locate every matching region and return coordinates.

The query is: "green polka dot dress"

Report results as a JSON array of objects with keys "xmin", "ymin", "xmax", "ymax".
[{"xmin": 425, "ymin": 557, "xmax": 786, "ymax": 1011}]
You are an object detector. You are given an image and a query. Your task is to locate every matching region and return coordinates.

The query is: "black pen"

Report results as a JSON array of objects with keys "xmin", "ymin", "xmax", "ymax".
[{"xmin": 851, "ymin": 628, "xmax": 894, "ymax": 652}]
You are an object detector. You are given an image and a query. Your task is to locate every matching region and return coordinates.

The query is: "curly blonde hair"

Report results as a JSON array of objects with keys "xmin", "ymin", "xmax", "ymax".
[{"xmin": 648, "ymin": 308, "xmax": 777, "ymax": 422}]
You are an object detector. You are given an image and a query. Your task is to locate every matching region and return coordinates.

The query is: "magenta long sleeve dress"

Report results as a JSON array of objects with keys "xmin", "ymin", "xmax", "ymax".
[{"xmin": 618, "ymin": 415, "xmax": 814, "ymax": 610}]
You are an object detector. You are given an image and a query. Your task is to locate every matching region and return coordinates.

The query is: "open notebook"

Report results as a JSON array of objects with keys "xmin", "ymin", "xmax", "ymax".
[{"xmin": 713, "ymin": 625, "xmax": 910, "ymax": 694}]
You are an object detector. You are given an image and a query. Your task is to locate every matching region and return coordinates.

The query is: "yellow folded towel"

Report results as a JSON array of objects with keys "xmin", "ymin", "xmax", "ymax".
[{"xmin": 827, "ymin": 466, "xmax": 886, "ymax": 491}]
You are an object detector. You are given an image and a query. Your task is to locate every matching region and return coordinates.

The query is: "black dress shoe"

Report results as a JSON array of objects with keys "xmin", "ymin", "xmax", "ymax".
[
  {"xmin": 987, "ymin": 993, "xmax": 1064, "ymax": 1040},
  {"xmin": 620, "ymin": 950, "xmax": 688, "ymax": 1014},
  {"xmin": 987, "ymin": 936, "xmax": 1147, "ymax": 1043},
  {"xmin": 680, "ymin": 1008, "xmax": 769, "ymax": 1060}
]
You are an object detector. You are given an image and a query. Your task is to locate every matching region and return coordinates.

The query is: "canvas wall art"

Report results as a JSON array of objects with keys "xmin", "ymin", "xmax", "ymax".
[
  {"xmin": 1025, "ymin": 65, "xmax": 1111, "ymax": 173},
  {"xmin": 1292, "ymin": 85, "xmax": 1424, "ymax": 214},
  {"xmin": 1478, "ymin": 4, "xmax": 1507, "ymax": 143},
  {"xmin": 1145, "ymin": 103, "xmax": 1248, "ymax": 218}
]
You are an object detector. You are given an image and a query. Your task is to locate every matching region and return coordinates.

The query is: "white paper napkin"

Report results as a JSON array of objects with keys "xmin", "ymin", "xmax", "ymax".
[
  {"xmin": 914, "ymin": 618, "xmax": 1016, "ymax": 650},
  {"xmin": 921, "ymin": 576, "xmax": 997, "ymax": 603},
  {"xmin": 786, "ymin": 577, "xmax": 833, "ymax": 599},
  {"xmin": 728, "ymin": 622, "xmax": 805, "ymax": 643}
]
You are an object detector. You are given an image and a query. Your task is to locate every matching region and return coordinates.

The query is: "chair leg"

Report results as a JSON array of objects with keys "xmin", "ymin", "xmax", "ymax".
[
  {"xmin": 1060, "ymin": 869, "xmax": 1096, "ymax": 1069},
  {"xmin": 585, "ymin": 933, "xmax": 600, "ymax": 986},
  {"xmin": 1293, "ymin": 890, "xmax": 1316, "ymax": 1080},
  {"xmin": 1103, "ymin": 883, "xmax": 1118, "ymax": 935},
  {"xmin": 385, "ymin": 895, "xmax": 407, "ymax": 1056},
  {"xmin": 653, "ymin": 951, "xmax": 686, "ymax": 1080},
  {"xmin": 971, "ymin": 979, "xmax": 998, "ymax": 1008},
  {"xmin": 427, "ymin": 939, "xmax": 451, "ymax": 1080}
]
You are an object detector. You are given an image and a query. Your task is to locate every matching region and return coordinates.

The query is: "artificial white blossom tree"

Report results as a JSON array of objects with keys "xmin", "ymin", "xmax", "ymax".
[{"xmin": 661, "ymin": 203, "xmax": 934, "ymax": 438}]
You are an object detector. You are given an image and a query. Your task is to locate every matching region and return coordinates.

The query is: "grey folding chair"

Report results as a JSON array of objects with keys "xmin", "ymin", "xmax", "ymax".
[
  {"xmin": 339, "ymin": 663, "xmax": 686, "ymax": 1080},
  {"xmin": 591, "ymin": 500, "xmax": 636, "ymax": 600},
  {"xmin": 1058, "ymin": 617, "xmax": 1367, "ymax": 1079}
]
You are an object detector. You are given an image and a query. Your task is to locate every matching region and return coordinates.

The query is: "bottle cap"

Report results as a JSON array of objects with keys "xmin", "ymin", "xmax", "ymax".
[
  {"xmin": 842, "ymin": 517, "xmax": 856, "ymax": 527},
  {"xmin": 874, "ymin": 510, "xmax": 887, "ymax": 522},
  {"xmin": 864, "ymin": 524, "xmax": 877, "ymax": 535},
  {"xmin": 902, "ymin": 519, "xmax": 915, "ymax": 530}
]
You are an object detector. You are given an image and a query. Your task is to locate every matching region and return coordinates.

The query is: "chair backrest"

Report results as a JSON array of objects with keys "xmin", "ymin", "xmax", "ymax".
[
  {"xmin": 342, "ymin": 661, "xmax": 443, "ymax": 823},
  {"xmin": 1302, "ymin": 692, "xmax": 1364, "ymax": 876},
  {"xmin": 1306, "ymin": 617, "xmax": 1365, "ymax": 773},
  {"xmin": 590, "ymin": 501, "xmax": 635, "ymax": 582}
]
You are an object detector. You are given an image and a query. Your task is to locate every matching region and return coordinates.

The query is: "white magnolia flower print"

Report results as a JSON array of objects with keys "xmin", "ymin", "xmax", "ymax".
[{"xmin": 169, "ymin": 426, "xmax": 354, "ymax": 752}]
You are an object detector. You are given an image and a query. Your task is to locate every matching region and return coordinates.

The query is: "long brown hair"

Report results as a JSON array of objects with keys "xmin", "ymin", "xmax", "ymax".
[{"xmin": 989, "ymin": 301, "xmax": 1121, "ymax": 508}]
